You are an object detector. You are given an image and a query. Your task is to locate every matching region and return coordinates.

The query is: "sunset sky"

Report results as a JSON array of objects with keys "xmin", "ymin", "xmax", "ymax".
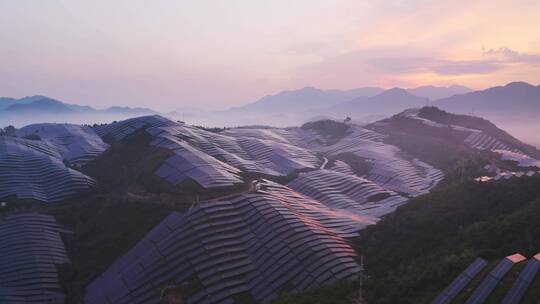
[{"xmin": 1, "ymin": 0, "xmax": 539, "ymax": 111}]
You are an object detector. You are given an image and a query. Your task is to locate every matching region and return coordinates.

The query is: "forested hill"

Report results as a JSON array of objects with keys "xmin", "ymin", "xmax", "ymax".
[{"xmin": 271, "ymin": 175, "xmax": 540, "ymax": 304}]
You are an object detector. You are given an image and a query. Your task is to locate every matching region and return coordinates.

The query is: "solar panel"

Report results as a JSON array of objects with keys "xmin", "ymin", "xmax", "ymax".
[
  {"xmin": 15, "ymin": 123, "xmax": 109, "ymax": 166},
  {"xmin": 502, "ymin": 254, "xmax": 540, "ymax": 304},
  {"xmin": 0, "ymin": 137, "xmax": 96, "ymax": 202},
  {"xmin": 465, "ymin": 254, "xmax": 525, "ymax": 304},
  {"xmin": 86, "ymin": 180, "xmax": 361, "ymax": 304},
  {"xmin": 0, "ymin": 213, "xmax": 69, "ymax": 304}
]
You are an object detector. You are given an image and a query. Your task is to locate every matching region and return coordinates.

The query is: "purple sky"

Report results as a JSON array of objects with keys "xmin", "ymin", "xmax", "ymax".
[{"xmin": 1, "ymin": 0, "xmax": 540, "ymax": 111}]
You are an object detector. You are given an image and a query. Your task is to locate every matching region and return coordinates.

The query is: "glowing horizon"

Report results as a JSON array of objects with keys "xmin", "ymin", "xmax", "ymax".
[{"xmin": 1, "ymin": 0, "xmax": 539, "ymax": 111}]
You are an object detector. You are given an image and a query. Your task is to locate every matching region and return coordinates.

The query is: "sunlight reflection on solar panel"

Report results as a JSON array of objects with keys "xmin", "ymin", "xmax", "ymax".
[
  {"xmin": 502, "ymin": 254, "xmax": 540, "ymax": 304},
  {"xmin": 86, "ymin": 180, "xmax": 361, "ymax": 304}
]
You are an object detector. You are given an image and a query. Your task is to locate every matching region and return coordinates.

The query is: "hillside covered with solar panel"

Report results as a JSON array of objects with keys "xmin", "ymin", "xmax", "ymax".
[{"xmin": 1, "ymin": 107, "xmax": 540, "ymax": 304}]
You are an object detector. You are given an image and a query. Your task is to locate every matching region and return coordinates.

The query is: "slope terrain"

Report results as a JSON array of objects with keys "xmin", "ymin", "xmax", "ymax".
[
  {"xmin": 435, "ymin": 82, "xmax": 540, "ymax": 147},
  {"xmin": 1, "ymin": 108, "xmax": 539, "ymax": 304},
  {"xmin": 270, "ymin": 174, "xmax": 540, "ymax": 304}
]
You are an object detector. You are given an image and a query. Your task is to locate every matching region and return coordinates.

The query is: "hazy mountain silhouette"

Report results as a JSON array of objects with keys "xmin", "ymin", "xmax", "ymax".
[
  {"xmin": 329, "ymin": 88, "xmax": 428, "ymax": 120},
  {"xmin": 237, "ymin": 86, "xmax": 384, "ymax": 113},
  {"xmin": 435, "ymin": 82, "xmax": 540, "ymax": 117},
  {"xmin": 408, "ymin": 85, "xmax": 471, "ymax": 100},
  {"xmin": 0, "ymin": 95, "xmax": 48, "ymax": 110},
  {"xmin": 4, "ymin": 97, "xmax": 76, "ymax": 114},
  {"xmin": 434, "ymin": 82, "xmax": 540, "ymax": 147},
  {"xmin": 233, "ymin": 85, "xmax": 470, "ymax": 116},
  {"xmin": 190, "ymin": 85, "xmax": 465, "ymax": 127},
  {"xmin": 0, "ymin": 95, "xmax": 158, "ymax": 127}
]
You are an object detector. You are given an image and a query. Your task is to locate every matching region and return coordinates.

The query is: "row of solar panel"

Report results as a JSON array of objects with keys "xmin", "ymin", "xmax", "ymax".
[
  {"xmin": 92, "ymin": 115, "xmax": 447, "ymax": 202},
  {"xmin": 314, "ymin": 126, "xmax": 444, "ymax": 197},
  {"xmin": 288, "ymin": 169, "xmax": 407, "ymax": 221},
  {"xmin": 15, "ymin": 123, "xmax": 109, "ymax": 166},
  {"xmin": 0, "ymin": 213, "xmax": 69, "ymax": 304},
  {"xmin": 0, "ymin": 138, "xmax": 96, "ymax": 202},
  {"xmin": 434, "ymin": 253, "xmax": 540, "ymax": 304},
  {"xmin": 95, "ymin": 115, "xmax": 324, "ymax": 189},
  {"xmin": 94, "ymin": 115, "xmax": 177, "ymax": 140},
  {"xmin": 328, "ymin": 160, "xmax": 356, "ymax": 175},
  {"xmin": 151, "ymin": 134, "xmax": 244, "ymax": 188},
  {"xmin": 97, "ymin": 115, "xmax": 321, "ymax": 181},
  {"xmin": 0, "ymin": 126, "xmax": 103, "ymax": 202},
  {"xmin": 401, "ymin": 109, "xmax": 522, "ymax": 156},
  {"xmin": 465, "ymin": 131, "xmax": 519, "ymax": 153},
  {"xmin": 86, "ymin": 180, "xmax": 362, "ymax": 304}
]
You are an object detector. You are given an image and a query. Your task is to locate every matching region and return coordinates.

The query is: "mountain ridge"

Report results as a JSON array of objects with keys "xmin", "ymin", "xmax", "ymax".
[
  {"xmin": 435, "ymin": 81, "xmax": 540, "ymax": 116},
  {"xmin": 0, "ymin": 95, "xmax": 158, "ymax": 127},
  {"xmin": 235, "ymin": 85, "xmax": 471, "ymax": 113}
]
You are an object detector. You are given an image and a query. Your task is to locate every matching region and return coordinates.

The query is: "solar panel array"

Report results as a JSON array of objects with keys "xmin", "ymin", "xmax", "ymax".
[
  {"xmin": 86, "ymin": 180, "xmax": 362, "ymax": 304},
  {"xmin": 94, "ymin": 115, "xmax": 177, "ymax": 140},
  {"xmin": 263, "ymin": 124, "xmax": 445, "ymax": 197},
  {"xmin": 401, "ymin": 109, "xmax": 540, "ymax": 169},
  {"xmin": 328, "ymin": 160, "xmax": 355, "ymax": 175},
  {"xmin": 152, "ymin": 134, "xmax": 243, "ymax": 188},
  {"xmin": 92, "ymin": 115, "xmax": 449, "ymax": 196},
  {"xmin": 432, "ymin": 258, "xmax": 488, "ymax": 304},
  {"xmin": 0, "ymin": 213, "xmax": 69, "ymax": 304},
  {"xmin": 502, "ymin": 254, "xmax": 540, "ymax": 304},
  {"xmin": 288, "ymin": 169, "xmax": 407, "ymax": 221},
  {"xmin": 94, "ymin": 116, "xmax": 322, "ymax": 188},
  {"xmin": 464, "ymin": 131, "xmax": 519, "ymax": 153},
  {"xmin": 464, "ymin": 254, "xmax": 526, "ymax": 304},
  {"xmin": 233, "ymin": 137, "xmax": 320, "ymax": 176},
  {"xmin": 493, "ymin": 149, "xmax": 540, "ymax": 168},
  {"xmin": 219, "ymin": 123, "xmax": 444, "ymax": 198},
  {"xmin": 148, "ymin": 125, "xmax": 273, "ymax": 176},
  {"xmin": 313, "ymin": 126, "xmax": 444, "ymax": 197},
  {"xmin": 177, "ymin": 127, "xmax": 321, "ymax": 176},
  {"xmin": 434, "ymin": 253, "xmax": 540, "ymax": 304},
  {"xmin": 0, "ymin": 136, "xmax": 95, "ymax": 202},
  {"xmin": 15, "ymin": 123, "xmax": 109, "ymax": 166},
  {"xmin": 223, "ymin": 128, "xmax": 297, "ymax": 145}
]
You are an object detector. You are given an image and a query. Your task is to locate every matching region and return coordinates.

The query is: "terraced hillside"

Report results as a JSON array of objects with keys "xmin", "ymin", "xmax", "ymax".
[
  {"xmin": 368, "ymin": 107, "xmax": 540, "ymax": 182},
  {"xmin": 75, "ymin": 115, "xmax": 453, "ymax": 303},
  {"xmin": 15, "ymin": 123, "xmax": 109, "ymax": 166},
  {"xmin": 86, "ymin": 180, "xmax": 362, "ymax": 304},
  {"xmin": 0, "ymin": 213, "xmax": 70, "ymax": 303},
  {"xmin": 95, "ymin": 115, "xmax": 320, "ymax": 187},
  {"xmin": 0, "ymin": 113, "xmax": 449, "ymax": 204},
  {"xmin": 221, "ymin": 121, "xmax": 444, "ymax": 198},
  {"xmin": 3, "ymin": 110, "xmax": 539, "ymax": 303},
  {"xmin": 288, "ymin": 169, "xmax": 407, "ymax": 221},
  {"xmin": 270, "ymin": 174, "xmax": 540, "ymax": 304},
  {"xmin": 0, "ymin": 136, "xmax": 96, "ymax": 202}
]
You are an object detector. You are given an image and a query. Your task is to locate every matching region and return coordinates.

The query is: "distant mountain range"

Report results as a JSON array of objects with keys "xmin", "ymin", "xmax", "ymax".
[
  {"xmin": 4, "ymin": 82, "xmax": 539, "ymax": 146},
  {"xmin": 329, "ymin": 88, "xmax": 429, "ymax": 120},
  {"xmin": 435, "ymin": 81, "xmax": 540, "ymax": 119},
  {"xmin": 407, "ymin": 85, "xmax": 471, "ymax": 100},
  {"xmin": 432, "ymin": 82, "xmax": 540, "ymax": 147},
  {"xmin": 236, "ymin": 86, "xmax": 386, "ymax": 113},
  {"xmin": 234, "ymin": 84, "xmax": 470, "ymax": 113},
  {"xmin": 0, "ymin": 95, "xmax": 158, "ymax": 127},
  {"xmin": 208, "ymin": 85, "xmax": 469, "ymax": 127}
]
